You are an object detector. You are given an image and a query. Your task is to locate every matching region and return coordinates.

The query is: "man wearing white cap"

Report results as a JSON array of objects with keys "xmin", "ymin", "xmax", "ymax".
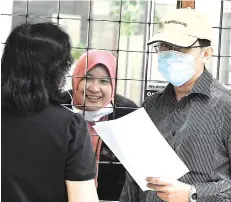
[{"xmin": 120, "ymin": 8, "xmax": 231, "ymax": 202}]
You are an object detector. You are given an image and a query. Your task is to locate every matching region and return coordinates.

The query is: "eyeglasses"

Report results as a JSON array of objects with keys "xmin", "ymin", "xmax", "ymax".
[{"xmin": 152, "ymin": 42, "xmax": 203, "ymax": 54}]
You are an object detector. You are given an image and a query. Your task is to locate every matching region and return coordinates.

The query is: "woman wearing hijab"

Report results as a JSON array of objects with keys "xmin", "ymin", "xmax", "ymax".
[{"xmin": 70, "ymin": 50, "xmax": 138, "ymax": 201}]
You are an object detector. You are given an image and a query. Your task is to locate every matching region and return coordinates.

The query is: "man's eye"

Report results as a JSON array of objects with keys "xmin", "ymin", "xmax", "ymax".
[{"xmin": 174, "ymin": 47, "xmax": 182, "ymax": 52}]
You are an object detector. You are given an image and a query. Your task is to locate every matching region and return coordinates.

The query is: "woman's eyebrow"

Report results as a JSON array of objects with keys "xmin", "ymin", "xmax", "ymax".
[
  {"xmin": 101, "ymin": 76, "xmax": 111, "ymax": 79},
  {"xmin": 86, "ymin": 73, "xmax": 110, "ymax": 79},
  {"xmin": 86, "ymin": 73, "xmax": 92, "ymax": 77}
]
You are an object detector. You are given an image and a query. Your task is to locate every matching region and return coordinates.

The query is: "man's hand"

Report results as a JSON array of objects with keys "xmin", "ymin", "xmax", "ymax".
[{"xmin": 146, "ymin": 177, "xmax": 191, "ymax": 202}]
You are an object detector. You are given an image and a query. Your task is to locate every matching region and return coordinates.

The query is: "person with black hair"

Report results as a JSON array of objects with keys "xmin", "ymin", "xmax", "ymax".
[
  {"xmin": 2, "ymin": 22, "xmax": 99, "ymax": 202},
  {"xmin": 120, "ymin": 8, "xmax": 231, "ymax": 202}
]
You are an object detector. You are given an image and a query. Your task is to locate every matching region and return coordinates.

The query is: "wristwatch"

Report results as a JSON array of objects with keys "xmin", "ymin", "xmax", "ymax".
[{"xmin": 189, "ymin": 185, "xmax": 197, "ymax": 202}]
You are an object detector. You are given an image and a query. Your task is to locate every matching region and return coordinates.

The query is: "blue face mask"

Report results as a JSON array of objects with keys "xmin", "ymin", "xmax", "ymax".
[{"xmin": 158, "ymin": 51, "xmax": 196, "ymax": 87}]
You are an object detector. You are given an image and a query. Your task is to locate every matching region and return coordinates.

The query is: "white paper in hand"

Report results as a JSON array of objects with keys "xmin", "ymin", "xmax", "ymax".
[{"xmin": 93, "ymin": 107, "xmax": 189, "ymax": 191}]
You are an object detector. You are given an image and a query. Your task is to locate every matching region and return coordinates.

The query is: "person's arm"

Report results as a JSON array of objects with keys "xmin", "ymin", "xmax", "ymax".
[
  {"xmin": 66, "ymin": 180, "xmax": 98, "ymax": 202},
  {"xmin": 148, "ymin": 124, "xmax": 231, "ymax": 202},
  {"xmin": 120, "ymin": 172, "xmax": 140, "ymax": 202},
  {"xmin": 65, "ymin": 113, "xmax": 99, "ymax": 202},
  {"xmin": 194, "ymin": 180, "xmax": 231, "ymax": 202},
  {"xmin": 194, "ymin": 126, "xmax": 231, "ymax": 202}
]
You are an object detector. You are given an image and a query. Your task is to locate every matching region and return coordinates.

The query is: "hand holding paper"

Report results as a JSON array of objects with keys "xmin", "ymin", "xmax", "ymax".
[{"xmin": 93, "ymin": 107, "xmax": 189, "ymax": 191}]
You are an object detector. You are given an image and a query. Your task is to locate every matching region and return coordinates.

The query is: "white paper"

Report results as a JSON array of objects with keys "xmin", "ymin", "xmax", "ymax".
[{"xmin": 93, "ymin": 108, "xmax": 189, "ymax": 191}]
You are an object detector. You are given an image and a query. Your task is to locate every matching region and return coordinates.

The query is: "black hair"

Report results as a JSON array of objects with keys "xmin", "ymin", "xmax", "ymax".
[
  {"xmin": 197, "ymin": 39, "xmax": 211, "ymax": 47},
  {"xmin": 1, "ymin": 22, "xmax": 73, "ymax": 112}
]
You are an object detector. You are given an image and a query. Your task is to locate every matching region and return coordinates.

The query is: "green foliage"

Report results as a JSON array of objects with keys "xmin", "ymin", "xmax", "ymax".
[
  {"xmin": 110, "ymin": 0, "xmax": 143, "ymax": 37},
  {"xmin": 71, "ymin": 42, "xmax": 85, "ymax": 60}
]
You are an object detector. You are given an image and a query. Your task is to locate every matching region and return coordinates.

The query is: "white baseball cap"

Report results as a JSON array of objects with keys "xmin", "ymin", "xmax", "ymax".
[{"xmin": 148, "ymin": 8, "xmax": 212, "ymax": 47}]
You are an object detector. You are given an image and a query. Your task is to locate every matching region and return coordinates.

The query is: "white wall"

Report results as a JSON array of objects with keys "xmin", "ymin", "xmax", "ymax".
[{"xmin": 0, "ymin": 0, "xmax": 14, "ymax": 59}]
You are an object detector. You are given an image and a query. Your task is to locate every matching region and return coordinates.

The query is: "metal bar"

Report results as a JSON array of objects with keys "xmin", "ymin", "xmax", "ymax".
[
  {"xmin": 140, "ymin": 0, "xmax": 149, "ymax": 104},
  {"xmin": 0, "ymin": 13, "xmax": 159, "ymax": 25},
  {"xmin": 57, "ymin": 0, "xmax": 60, "ymax": 25},
  {"xmin": 25, "ymin": 0, "xmax": 29, "ymax": 23},
  {"xmin": 4, "ymin": 12, "xmax": 231, "ymax": 30},
  {"xmin": 68, "ymin": 77, "xmax": 171, "ymax": 83},
  {"xmin": 81, "ymin": 0, "xmax": 93, "ymax": 117},
  {"xmin": 216, "ymin": 0, "xmax": 224, "ymax": 80},
  {"xmin": 148, "ymin": 0, "xmax": 156, "ymax": 82},
  {"xmin": 112, "ymin": 0, "xmax": 123, "ymax": 120},
  {"xmin": 142, "ymin": 0, "xmax": 154, "ymax": 102},
  {"xmin": 58, "ymin": 46, "xmax": 231, "ymax": 57}
]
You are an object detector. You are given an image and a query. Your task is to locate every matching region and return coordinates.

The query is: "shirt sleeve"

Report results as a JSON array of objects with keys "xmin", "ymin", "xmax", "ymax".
[
  {"xmin": 120, "ymin": 172, "xmax": 140, "ymax": 202},
  {"xmin": 194, "ymin": 125, "xmax": 231, "ymax": 201},
  {"xmin": 65, "ymin": 113, "xmax": 96, "ymax": 181}
]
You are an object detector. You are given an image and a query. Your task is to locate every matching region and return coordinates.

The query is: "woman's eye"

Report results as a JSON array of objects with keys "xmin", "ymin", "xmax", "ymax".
[
  {"xmin": 101, "ymin": 79, "xmax": 110, "ymax": 84},
  {"xmin": 86, "ymin": 77, "xmax": 92, "ymax": 81}
]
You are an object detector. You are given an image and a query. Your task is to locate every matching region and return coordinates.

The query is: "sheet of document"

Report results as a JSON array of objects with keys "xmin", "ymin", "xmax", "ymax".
[{"xmin": 93, "ymin": 107, "xmax": 189, "ymax": 191}]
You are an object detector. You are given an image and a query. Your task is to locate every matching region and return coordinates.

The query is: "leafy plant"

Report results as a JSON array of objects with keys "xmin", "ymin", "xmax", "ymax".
[
  {"xmin": 110, "ymin": 0, "xmax": 143, "ymax": 37},
  {"xmin": 71, "ymin": 42, "xmax": 85, "ymax": 60}
]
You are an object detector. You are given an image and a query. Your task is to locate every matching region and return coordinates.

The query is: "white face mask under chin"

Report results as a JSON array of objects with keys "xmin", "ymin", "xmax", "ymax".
[
  {"xmin": 72, "ymin": 104, "xmax": 113, "ymax": 122},
  {"xmin": 62, "ymin": 90, "xmax": 113, "ymax": 122}
]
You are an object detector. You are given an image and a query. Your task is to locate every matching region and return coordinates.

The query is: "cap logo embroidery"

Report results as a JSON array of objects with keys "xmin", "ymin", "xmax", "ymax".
[{"xmin": 164, "ymin": 20, "xmax": 188, "ymax": 27}]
